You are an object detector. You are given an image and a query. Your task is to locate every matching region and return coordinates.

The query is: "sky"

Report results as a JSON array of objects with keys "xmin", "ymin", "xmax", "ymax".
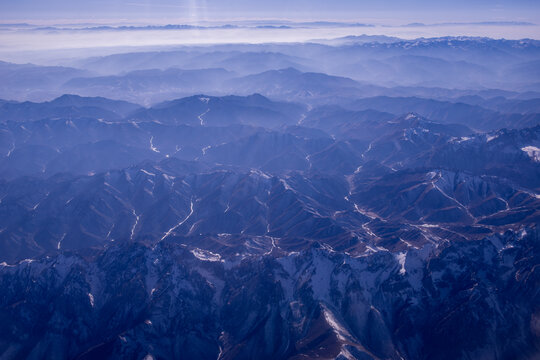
[
  {"xmin": 0, "ymin": 0, "xmax": 539, "ymax": 62},
  {"xmin": 1, "ymin": 0, "xmax": 539, "ymax": 24}
]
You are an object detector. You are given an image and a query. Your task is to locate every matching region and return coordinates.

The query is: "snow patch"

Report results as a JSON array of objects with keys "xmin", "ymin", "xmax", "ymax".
[
  {"xmin": 419, "ymin": 223, "xmax": 440, "ymax": 228},
  {"xmin": 161, "ymin": 199, "xmax": 194, "ymax": 241},
  {"xmin": 280, "ymin": 179, "xmax": 294, "ymax": 191},
  {"xmin": 250, "ymin": 168, "xmax": 271, "ymax": 179},
  {"xmin": 395, "ymin": 252, "xmax": 407, "ymax": 275},
  {"xmin": 149, "ymin": 136, "xmax": 160, "ymax": 153},
  {"xmin": 427, "ymin": 171, "xmax": 438, "ymax": 180},
  {"xmin": 6, "ymin": 142, "xmax": 15, "ymax": 157},
  {"xmin": 405, "ymin": 113, "xmax": 417, "ymax": 120},
  {"xmin": 57, "ymin": 233, "xmax": 66, "ymax": 250},
  {"xmin": 202, "ymin": 145, "xmax": 212, "ymax": 155},
  {"xmin": 322, "ymin": 305, "xmax": 352, "ymax": 342},
  {"xmin": 264, "ymin": 237, "xmax": 277, "ymax": 255},
  {"xmin": 191, "ymin": 248, "xmax": 223, "ymax": 262},
  {"xmin": 198, "ymin": 109, "xmax": 210, "ymax": 126},
  {"xmin": 455, "ymin": 136, "xmax": 472, "ymax": 143},
  {"xmin": 140, "ymin": 169, "xmax": 156, "ymax": 177},
  {"xmin": 130, "ymin": 209, "xmax": 140, "ymax": 241},
  {"xmin": 521, "ymin": 146, "xmax": 540, "ymax": 162},
  {"xmin": 364, "ymin": 245, "xmax": 379, "ymax": 253}
]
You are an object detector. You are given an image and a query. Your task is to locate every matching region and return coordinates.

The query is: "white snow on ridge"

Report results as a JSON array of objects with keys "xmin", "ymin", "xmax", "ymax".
[
  {"xmin": 521, "ymin": 146, "xmax": 540, "ymax": 162},
  {"xmin": 297, "ymin": 112, "xmax": 307, "ymax": 125},
  {"xmin": 57, "ymin": 233, "xmax": 66, "ymax": 250},
  {"xmin": 264, "ymin": 237, "xmax": 277, "ymax": 255},
  {"xmin": 202, "ymin": 145, "xmax": 212, "ymax": 155},
  {"xmin": 427, "ymin": 171, "xmax": 439, "ymax": 180},
  {"xmin": 405, "ymin": 113, "xmax": 417, "ymax": 120},
  {"xmin": 250, "ymin": 168, "xmax": 271, "ymax": 179},
  {"xmin": 140, "ymin": 169, "xmax": 156, "ymax": 177},
  {"xmin": 149, "ymin": 136, "xmax": 160, "ymax": 153},
  {"xmin": 362, "ymin": 223, "xmax": 377, "ymax": 238},
  {"xmin": 162, "ymin": 174, "xmax": 175, "ymax": 182},
  {"xmin": 396, "ymin": 252, "xmax": 407, "ymax": 275},
  {"xmin": 160, "ymin": 199, "xmax": 194, "ymax": 241},
  {"xmin": 88, "ymin": 293, "xmax": 95, "ymax": 307},
  {"xmin": 97, "ymin": 118, "xmax": 113, "ymax": 124},
  {"xmin": 6, "ymin": 142, "xmax": 15, "ymax": 157},
  {"xmin": 280, "ymin": 179, "xmax": 294, "ymax": 191},
  {"xmin": 322, "ymin": 305, "xmax": 352, "ymax": 342},
  {"xmin": 191, "ymin": 248, "xmax": 223, "ymax": 262},
  {"xmin": 130, "ymin": 209, "xmax": 140, "ymax": 241},
  {"xmin": 198, "ymin": 109, "xmax": 210, "ymax": 126}
]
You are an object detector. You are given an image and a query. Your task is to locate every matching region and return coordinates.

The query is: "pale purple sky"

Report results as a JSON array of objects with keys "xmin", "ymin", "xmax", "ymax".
[{"xmin": 1, "ymin": 0, "xmax": 539, "ymax": 24}]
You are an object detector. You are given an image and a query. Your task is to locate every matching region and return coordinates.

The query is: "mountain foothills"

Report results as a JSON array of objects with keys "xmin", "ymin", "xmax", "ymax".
[{"xmin": 0, "ymin": 37, "xmax": 539, "ymax": 360}]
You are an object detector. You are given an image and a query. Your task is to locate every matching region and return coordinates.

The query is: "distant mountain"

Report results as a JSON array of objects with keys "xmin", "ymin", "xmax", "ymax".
[
  {"xmin": 351, "ymin": 168, "xmax": 539, "ymax": 226},
  {"xmin": 0, "ymin": 94, "xmax": 141, "ymax": 122},
  {"xmin": 202, "ymin": 131, "xmax": 332, "ymax": 172},
  {"xmin": 73, "ymin": 50, "xmax": 199, "ymax": 74},
  {"xmin": 313, "ymin": 34, "xmax": 402, "ymax": 45},
  {"xmin": 74, "ymin": 50, "xmax": 308, "ymax": 76},
  {"xmin": 130, "ymin": 94, "xmax": 305, "ymax": 127},
  {"xmin": 504, "ymin": 59, "xmax": 540, "ymax": 83},
  {"xmin": 302, "ymin": 106, "xmax": 397, "ymax": 134},
  {"xmin": 0, "ymin": 116, "xmax": 262, "ymax": 179},
  {"xmin": 340, "ymin": 55, "xmax": 494, "ymax": 88},
  {"xmin": 3, "ymin": 37, "xmax": 540, "ymax": 105},
  {"xmin": 454, "ymin": 96, "xmax": 540, "ymax": 114},
  {"xmin": 50, "ymin": 94, "xmax": 141, "ymax": 116},
  {"xmin": 0, "ymin": 111, "xmax": 537, "ymax": 262},
  {"xmin": 423, "ymin": 125, "xmax": 540, "ymax": 189},
  {"xmin": 64, "ymin": 68, "xmax": 236, "ymax": 104},
  {"xmin": 0, "ymin": 61, "xmax": 89, "ymax": 101},
  {"xmin": 226, "ymin": 68, "xmax": 384, "ymax": 101},
  {"xmin": 185, "ymin": 51, "xmax": 309, "ymax": 75},
  {"xmin": 347, "ymin": 96, "xmax": 540, "ymax": 130},
  {"xmin": 0, "ymin": 155, "xmax": 537, "ymax": 263},
  {"xmin": 317, "ymin": 38, "xmax": 540, "ymax": 89}
]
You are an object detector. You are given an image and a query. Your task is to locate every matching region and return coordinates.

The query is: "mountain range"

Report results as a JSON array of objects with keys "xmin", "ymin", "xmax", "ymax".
[{"xmin": 0, "ymin": 36, "xmax": 539, "ymax": 359}]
